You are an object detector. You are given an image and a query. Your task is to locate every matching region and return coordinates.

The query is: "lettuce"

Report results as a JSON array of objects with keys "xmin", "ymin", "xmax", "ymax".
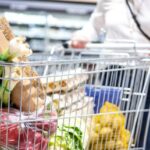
[{"xmin": 49, "ymin": 126, "xmax": 84, "ymax": 150}]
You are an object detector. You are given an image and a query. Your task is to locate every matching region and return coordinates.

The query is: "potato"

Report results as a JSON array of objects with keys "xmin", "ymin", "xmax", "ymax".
[
  {"xmin": 112, "ymin": 114, "xmax": 125, "ymax": 129},
  {"xmin": 93, "ymin": 115, "xmax": 101, "ymax": 124},
  {"xmin": 90, "ymin": 131, "xmax": 100, "ymax": 144},
  {"xmin": 99, "ymin": 115, "xmax": 113, "ymax": 127},
  {"xmin": 91, "ymin": 142, "xmax": 105, "ymax": 150},
  {"xmin": 100, "ymin": 101, "xmax": 119, "ymax": 113},
  {"xmin": 91, "ymin": 140, "xmax": 116, "ymax": 150},
  {"xmin": 121, "ymin": 128, "xmax": 131, "ymax": 148},
  {"xmin": 99, "ymin": 127, "xmax": 113, "ymax": 139},
  {"xmin": 115, "ymin": 140, "xmax": 124, "ymax": 149},
  {"xmin": 94, "ymin": 123, "xmax": 101, "ymax": 133}
]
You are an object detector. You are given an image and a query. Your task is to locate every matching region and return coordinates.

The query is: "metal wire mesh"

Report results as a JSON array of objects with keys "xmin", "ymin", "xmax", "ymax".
[{"xmin": 0, "ymin": 46, "xmax": 150, "ymax": 150}]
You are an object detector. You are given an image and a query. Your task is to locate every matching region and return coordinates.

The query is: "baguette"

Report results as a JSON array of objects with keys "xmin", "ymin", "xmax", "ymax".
[{"xmin": 0, "ymin": 17, "xmax": 14, "ymax": 41}]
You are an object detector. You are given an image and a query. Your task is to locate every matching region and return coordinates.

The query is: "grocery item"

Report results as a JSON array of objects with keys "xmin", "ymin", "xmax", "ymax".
[
  {"xmin": 49, "ymin": 118, "xmax": 89, "ymax": 150},
  {"xmin": 0, "ymin": 31, "xmax": 9, "ymax": 55},
  {"xmin": 49, "ymin": 126, "xmax": 83, "ymax": 150},
  {"xmin": 42, "ymin": 68, "xmax": 88, "ymax": 93},
  {"xmin": 19, "ymin": 128, "xmax": 48, "ymax": 150},
  {"xmin": 0, "ymin": 108, "xmax": 57, "ymax": 149},
  {"xmin": 90, "ymin": 102, "xmax": 131, "ymax": 150},
  {"xmin": 11, "ymin": 70, "xmax": 45, "ymax": 112},
  {"xmin": 51, "ymin": 88, "xmax": 94, "ymax": 116},
  {"xmin": 91, "ymin": 140, "xmax": 125, "ymax": 150},
  {"xmin": 0, "ymin": 17, "xmax": 14, "ymax": 41},
  {"xmin": 9, "ymin": 37, "xmax": 32, "ymax": 58},
  {"xmin": 30, "ymin": 111, "xmax": 58, "ymax": 134},
  {"xmin": 85, "ymin": 85, "xmax": 121, "ymax": 113},
  {"xmin": 0, "ymin": 17, "xmax": 45, "ymax": 112}
]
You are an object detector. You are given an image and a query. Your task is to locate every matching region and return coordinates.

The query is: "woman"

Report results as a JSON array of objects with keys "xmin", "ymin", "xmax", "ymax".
[
  {"xmin": 71, "ymin": 0, "xmax": 150, "ymax": 149},
  {"xmin": 71, "ymin": 0, "xmax": 150, "ymax": 48}
]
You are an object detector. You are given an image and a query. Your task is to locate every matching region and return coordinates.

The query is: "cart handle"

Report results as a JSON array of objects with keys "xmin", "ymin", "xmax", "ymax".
[{"xmin": 63, "ymin": 41, "xmax": 150, "ymax": 50}]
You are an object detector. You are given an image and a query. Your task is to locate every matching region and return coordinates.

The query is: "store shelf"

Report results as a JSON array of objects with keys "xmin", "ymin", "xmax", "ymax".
[
  {"xmin": 56, "ymin": 0, "xmax": 96, "ymax": 4},
  {"xmin": 0, "ymin": 0, "xmax": 95, "ymax": 13},
  {"xmin": 6, "ymin": 12, "xmax": 85, "ymax": 29},
  {"xmin": 0, "ymin": 1, "xmax": 94, "ymax": 52}
]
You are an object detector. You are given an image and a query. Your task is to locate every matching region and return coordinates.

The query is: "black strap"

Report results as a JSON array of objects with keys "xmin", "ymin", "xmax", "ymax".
[{"xmin": 126, "ymin": 0, "xmax": 150, "ymax": 40}]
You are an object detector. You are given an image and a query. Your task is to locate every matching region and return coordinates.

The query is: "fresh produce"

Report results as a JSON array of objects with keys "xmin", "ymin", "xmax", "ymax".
[
  {"xmin": 49, "ymin": 126, "xmax": 83, "ymax": 150},
  {"xmin": 90, "ymin": 102, "xmax": 131, "ymax": 150},
  {"xmin": 49, "ymin": 118, "xmax": 89, "ymax": 150}
]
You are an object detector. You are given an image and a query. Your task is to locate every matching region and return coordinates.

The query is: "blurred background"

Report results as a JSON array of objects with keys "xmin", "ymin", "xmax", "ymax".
[{"xmin": 0, "ymin": 0, "xmax": 96, "ymax": 52}]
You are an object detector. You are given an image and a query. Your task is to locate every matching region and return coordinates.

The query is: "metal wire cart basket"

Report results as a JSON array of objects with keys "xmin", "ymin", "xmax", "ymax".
[{"xmin": 0, "ymin": 43, "xmax": 150, "ymax": 150}]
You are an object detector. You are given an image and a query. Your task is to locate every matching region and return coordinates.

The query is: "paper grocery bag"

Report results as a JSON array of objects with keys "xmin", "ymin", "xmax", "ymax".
[{"xmin": 11, "ymin": 66, "xmax": 45, "ymax": 112}]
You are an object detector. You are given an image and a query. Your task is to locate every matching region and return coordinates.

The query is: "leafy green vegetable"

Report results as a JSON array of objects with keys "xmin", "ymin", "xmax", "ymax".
[
  {"xmin": 0, "ymin": 80, "xmax": 10, "ymax": 106},
  {"xmin": 0, "ymin": 49, "xmax": 16, "ymax": 62},
  {"xmin": 49, "ymin": 126, "xmax": 84, "ymax": 150},
  {"xmin": 0, "ymin": 66, "xmax": 3, "ymax": 77}
]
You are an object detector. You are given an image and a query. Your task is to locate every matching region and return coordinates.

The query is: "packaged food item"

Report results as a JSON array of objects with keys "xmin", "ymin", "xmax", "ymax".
[
  {"xmin": 11, "ymin": 74, "xmax": 45, "ymax": 112},
  {"xmin": 0, "ymin": 108, "xmax": 57, "ymax": 149},
  {"xmin": 51, "ymin": 88, "xmax": 94, "ymax": 116},
  {"xmin": 42, "ymin": 68, "xmax": 88, "ymax": 93},
  {"xmin": 19, "ymin": 128, "xmax": 48, "ymax": 150}
]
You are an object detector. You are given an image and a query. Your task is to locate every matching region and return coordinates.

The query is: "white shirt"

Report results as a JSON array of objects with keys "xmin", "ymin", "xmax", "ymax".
[{"xmin": 79, "ymin": 0, "xmax": 150, "ymax": 43}]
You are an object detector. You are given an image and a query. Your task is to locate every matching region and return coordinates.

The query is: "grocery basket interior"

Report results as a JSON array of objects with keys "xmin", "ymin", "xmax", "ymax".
[
  {"xmin": 0, "ymin": 2, "xmax": 149, "ymax": 149},
  {"xmin": 0, "ymin": 52, "xmax": 150, "ymax": 150}
]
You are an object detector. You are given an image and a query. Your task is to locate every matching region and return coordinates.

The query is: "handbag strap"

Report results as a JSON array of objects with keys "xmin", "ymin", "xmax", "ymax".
[{"xmin": 126, "ymin": 0, "xmax": 150, "ymax": 41}]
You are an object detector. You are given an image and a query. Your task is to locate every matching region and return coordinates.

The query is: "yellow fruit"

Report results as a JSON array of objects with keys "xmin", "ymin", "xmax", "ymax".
[
  {"xmin": 93, "ymin": 115, "xmax": 100, "ymax": 123},
  {"xmin": 91, "ymin": 143, "xmax": 104, "ymax": 150},
  {"xmin": 90, "ymin": 131, "xmax": 100, "ymax": 144},
  {"xmin": 95, "ymin": 123, "xmax": 101, "ymax": 133},
  {"xmin": 100, "ymin": 101, "xmax": 119, "ymax": 113},
  {"xmin": 90, "ymin": 102, "xmax": 131, "ymax": 150},
  {"xmin": 104, "ymin": 140, "xmax": 116, "ymax": 149},
  {"xmin": 99, "ymin": 115, "xmax": 114, "ymax": 127},
  {"xmin": 99, "ymin": 127, "xmax": 113, "ymax": 139},
  {"xmin": 121, "ymin": 128, "xmax": 131, "ymax": 147},
  {"xmin": 112, "ymin": 114, "xmax": 125, "ymax": 129},
  {"xmin": 116, "ymin": 140, "xmax": 124, "ymax": 149}
]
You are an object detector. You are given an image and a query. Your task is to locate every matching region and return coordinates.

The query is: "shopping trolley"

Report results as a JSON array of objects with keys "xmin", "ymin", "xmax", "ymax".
[{"xmin": 0, "ymin": 42, "xmax": 150, "ymax": 150}]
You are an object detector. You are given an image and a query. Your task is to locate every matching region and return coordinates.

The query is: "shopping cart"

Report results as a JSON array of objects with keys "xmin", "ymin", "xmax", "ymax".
[{"xmin": 0, "ymin": 42, "xmax": 150, "ymax": 150}]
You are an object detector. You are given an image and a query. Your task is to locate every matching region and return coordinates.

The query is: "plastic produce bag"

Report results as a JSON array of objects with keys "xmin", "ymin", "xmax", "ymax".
[{"xmin": 0, "ymin": 108, "xmax": 57, "ymax": 149}]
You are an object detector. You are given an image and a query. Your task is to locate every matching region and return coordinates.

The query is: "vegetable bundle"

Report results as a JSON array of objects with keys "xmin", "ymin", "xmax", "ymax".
[{"xmin": 49, "ymin": 126, "xmax": 83, "ymax": 150}]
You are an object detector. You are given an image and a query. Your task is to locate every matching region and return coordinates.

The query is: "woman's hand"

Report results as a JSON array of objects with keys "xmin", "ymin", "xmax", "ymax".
[{"xmin": 71, "ymin": 33, "xmax": 90, "ymax": 49}]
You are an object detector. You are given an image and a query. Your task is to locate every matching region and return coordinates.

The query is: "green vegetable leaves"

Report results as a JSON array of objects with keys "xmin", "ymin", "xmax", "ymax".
[
  {"xmin": 0, "ymin": 67, "xmax": 11, "ymax": 106},
  {"xmin": 49, "ymin": 126, "xmax": 84, "ymax": 150},
  {"xmin": 0, "ymin": 49, "xmax": 15, "ymax": 62},
  {"xmin": 0, "ymin": 80, "xmax": 10, "ymax": 106}
]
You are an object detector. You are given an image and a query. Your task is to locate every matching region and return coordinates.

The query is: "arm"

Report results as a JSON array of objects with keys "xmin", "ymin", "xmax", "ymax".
[
  {"xmin": 71, "ymin": 0, "xmax": 104, "ymax": 48},
  {"xmin": 80, "ymin": 1, "xmax": 104, "ymax": 41}
]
